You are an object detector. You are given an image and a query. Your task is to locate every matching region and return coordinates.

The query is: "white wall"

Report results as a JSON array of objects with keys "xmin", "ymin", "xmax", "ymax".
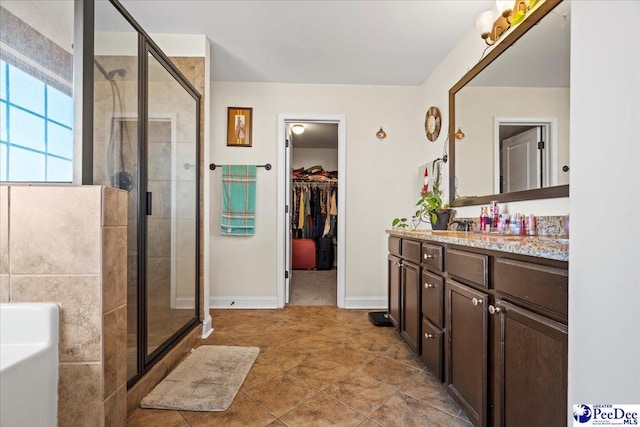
[
  {"xmin": 209, "ymin": 82, "xmax": 421, "ymax": 307},
  {"xmin": 419, "ymin": 28, "xmax": 569, "ymax": 218},
  {"xmin": 569, "ymin": 0, "xmax": 640, "ymax": 410}
]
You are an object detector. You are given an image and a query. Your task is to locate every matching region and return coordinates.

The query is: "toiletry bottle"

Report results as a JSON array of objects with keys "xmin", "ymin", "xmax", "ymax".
[
  {"xmin": 480, "ymin": 207, "xmax": 488, "ymax": 232},
  {"xmin": 527, "ymin": 214, "xmax": 536, "ymax": 236},
  {"xmin": 491, "ymin": 201, "xmax": 499, "ymax": 231},
  {"xmin": 520, "ymin": 215, "xmax": 527, "ymax": 236}
]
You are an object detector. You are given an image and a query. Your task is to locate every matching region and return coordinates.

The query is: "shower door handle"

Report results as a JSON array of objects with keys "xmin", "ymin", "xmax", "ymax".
[{"xmin": 146, "ymin": 192, "xmax": 152, "ymax": 216}]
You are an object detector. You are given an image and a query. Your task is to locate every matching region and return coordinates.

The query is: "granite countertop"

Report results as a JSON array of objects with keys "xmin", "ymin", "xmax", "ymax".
[{"xmin": 387, "ymin": 229, "xmax": 569, "ymax": 262}]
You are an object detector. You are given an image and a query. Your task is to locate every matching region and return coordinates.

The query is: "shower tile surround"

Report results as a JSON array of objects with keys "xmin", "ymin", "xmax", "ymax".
[{"xmin": 0, "ymin": 186, "xmax": 128, "ymax": 426}]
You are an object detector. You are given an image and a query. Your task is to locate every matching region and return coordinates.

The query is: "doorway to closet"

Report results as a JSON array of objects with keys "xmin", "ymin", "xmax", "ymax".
[
  {"xmin": 276, "ymin": 115, "xmax": 346, "ymax": 308},
  {"xmin": 290, "ymin": 123, "xmax": 338, "ymax": 305}
]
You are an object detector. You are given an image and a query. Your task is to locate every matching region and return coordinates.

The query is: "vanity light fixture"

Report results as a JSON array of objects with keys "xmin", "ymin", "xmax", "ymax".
[
  {"xmin": 476, "ymin": 0, "xmax": 537, "ymax": 46},
  {"xmin": 454, "ymin": 128, "xmax": 466, "ymax": 141},
  {"xmin": 291, "ymin": 124, "xmax": 305, "ymax": 134},
  {"xmin": 376, "ymin": 126, "xmax": 387, "ymax": 140}
]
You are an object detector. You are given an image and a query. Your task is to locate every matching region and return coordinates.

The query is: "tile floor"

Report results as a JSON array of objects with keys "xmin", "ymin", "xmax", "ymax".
[{"xmin": 127, "ymin": 306, "xmax": 471, "ymax": 426}]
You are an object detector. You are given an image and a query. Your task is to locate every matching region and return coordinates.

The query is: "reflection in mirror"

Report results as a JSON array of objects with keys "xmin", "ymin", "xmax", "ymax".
[{"xmin": 450, "ymin": 0, "xmax": 570, "ymax": 206}]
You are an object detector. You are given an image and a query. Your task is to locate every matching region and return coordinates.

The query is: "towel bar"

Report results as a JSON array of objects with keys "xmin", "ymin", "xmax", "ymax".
[{"xmin": 209, "ymin": 163, "xmax": 271, "ymax": 171}]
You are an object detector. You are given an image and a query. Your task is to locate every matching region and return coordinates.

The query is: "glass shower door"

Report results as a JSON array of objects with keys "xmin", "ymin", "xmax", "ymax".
[{"xmin": 145, "ymin": 49, "xmax": 198, "ymax": 358}]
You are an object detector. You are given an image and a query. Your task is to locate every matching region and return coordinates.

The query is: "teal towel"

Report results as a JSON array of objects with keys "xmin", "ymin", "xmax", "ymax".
[{"xmin": 221, "ymin": 165, "xmax": 256, "ymax": 235}]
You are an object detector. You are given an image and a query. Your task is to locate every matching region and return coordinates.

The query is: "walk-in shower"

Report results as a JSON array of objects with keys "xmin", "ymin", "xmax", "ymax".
[{"xmin": 94, "ymin": 0, "xmax": 200, "ymax": 385}]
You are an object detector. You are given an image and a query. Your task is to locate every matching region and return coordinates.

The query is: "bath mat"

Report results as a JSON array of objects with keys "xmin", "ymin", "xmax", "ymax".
[{"xmin": 140, "ymin": 345, "xmax": 260, "ymax": 411}]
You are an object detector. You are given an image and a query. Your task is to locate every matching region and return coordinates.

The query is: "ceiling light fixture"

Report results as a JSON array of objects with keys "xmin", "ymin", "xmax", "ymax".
[
  {"xmin": 476, "ymin": 0, "xmax": 538, "ymax": 46},
  {"xmin": 291, "ymin": 124, "xmax": 305, "ymax": 134}
]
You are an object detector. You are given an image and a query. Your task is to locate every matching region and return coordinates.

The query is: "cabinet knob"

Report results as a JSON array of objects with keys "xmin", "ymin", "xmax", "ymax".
[
  {"xmin": 424, "ymin": 333, "xmax": 435, "ymax": 339},
  {"xmin": 488, "ymin": 305, "xmax": 502, "ymax": 315},
  {"xmin": 424, "ymin": 283, "xmax": 435, "ymax": 289},
  {"xmin": 423, "ymin": 253, "xmax": 434, "ymax": 259},
  {"xmin": 471, "ymin": 297, "xmax": 482, "ymax": 306}
]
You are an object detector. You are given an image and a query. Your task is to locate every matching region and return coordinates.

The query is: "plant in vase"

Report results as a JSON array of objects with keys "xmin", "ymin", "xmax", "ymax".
[{"xmin": 415, "ymin": 187, "xmax": 452, "ymax": 230}]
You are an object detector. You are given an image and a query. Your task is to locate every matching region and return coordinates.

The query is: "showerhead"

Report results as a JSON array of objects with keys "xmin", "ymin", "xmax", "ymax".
[{"xmin": 106, "ymin": 68, "xmax": 126, "ymax": 80}]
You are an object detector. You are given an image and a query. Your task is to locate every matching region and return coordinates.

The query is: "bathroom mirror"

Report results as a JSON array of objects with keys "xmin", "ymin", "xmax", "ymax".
[{"xmin": 449, "ymin": 0, "xmax": 570, "ymax": 206}]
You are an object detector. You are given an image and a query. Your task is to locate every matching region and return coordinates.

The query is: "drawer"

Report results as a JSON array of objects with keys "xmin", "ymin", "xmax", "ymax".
[
  {"xmin": 421, "ymin": 270, "xmax": 444, "ymax": 328},
  {"xmin": 402, "ymin": 239, "xmax": 421, "ymax": 264},
  {"xmin": 494, "ymin": 257, "xmax": 568, "ymax": 321},
  {"xmin": 446, "ymin": 248, "xmax": 488, "ymax": 288},
  {"xmin": 388, "ymin": 236, "xmax": 401, "ymax": 257},
  {"xmin": 421, "ymin": 317, "xmax": 444, "ymax": 381},
  {"xmin": 421, "ymin": 243, "xmax": 443, "ymax": 272}
]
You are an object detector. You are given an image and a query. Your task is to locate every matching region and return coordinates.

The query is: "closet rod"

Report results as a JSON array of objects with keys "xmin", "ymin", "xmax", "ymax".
[{"xmin": 209, "ymin": 163, "xmax": 271, "ymax": 171}]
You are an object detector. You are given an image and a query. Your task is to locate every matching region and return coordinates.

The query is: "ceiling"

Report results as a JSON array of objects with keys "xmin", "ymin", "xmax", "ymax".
[
  {"xmin": 290, "ymin": 123, "xmax": 338, "ymax": 149},
  {"xmin": 118, "ymin": 0, "xmax": 494, "ymax": 86}
]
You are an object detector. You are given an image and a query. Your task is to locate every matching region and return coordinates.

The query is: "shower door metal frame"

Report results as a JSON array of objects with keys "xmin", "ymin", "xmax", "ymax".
[{"xmin": 78, "ymin": 0, "xmax": 201, "ymax": 388}]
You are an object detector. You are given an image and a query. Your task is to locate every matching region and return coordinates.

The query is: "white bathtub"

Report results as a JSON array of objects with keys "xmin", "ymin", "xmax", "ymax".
[{"xmin": 1, "ymin": 303, "xmax": 60, "ymax": 427}]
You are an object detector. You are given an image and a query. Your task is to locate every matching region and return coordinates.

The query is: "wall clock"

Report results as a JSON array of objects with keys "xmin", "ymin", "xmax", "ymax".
[{"xmin": 425, "ymin": 106, "xmax": 441, "ymax": 142}]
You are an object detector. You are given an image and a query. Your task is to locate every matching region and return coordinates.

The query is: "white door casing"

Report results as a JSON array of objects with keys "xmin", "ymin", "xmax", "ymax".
[{"xmin": 276, "ymin": 114, "xmax": 346, "ymax": 308}]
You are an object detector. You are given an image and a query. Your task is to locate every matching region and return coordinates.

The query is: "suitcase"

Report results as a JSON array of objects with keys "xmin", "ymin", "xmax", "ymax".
[
  {"xmin": 292, "ymin": 239, "xmax": 316, "ymax": 270},
  {"xmin": 316, "ymin": 236, "xmax": 334, "ymax": 270}
]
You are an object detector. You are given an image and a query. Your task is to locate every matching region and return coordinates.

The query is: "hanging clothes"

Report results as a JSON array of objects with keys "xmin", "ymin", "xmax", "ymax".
[{"xmin": 291, "ymin": 180, "xmax": 337, "ymax": 239}]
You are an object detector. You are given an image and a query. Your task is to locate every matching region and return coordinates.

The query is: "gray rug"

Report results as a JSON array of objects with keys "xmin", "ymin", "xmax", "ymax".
[{"xmin": 140, "ymin": 345, "xmax": 260, "ymax": 411}]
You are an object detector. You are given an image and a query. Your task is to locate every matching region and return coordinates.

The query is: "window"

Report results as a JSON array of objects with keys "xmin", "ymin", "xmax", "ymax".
[{"xmin": 0, "ymin": 60, "xmax": 74, "ymax": 182}]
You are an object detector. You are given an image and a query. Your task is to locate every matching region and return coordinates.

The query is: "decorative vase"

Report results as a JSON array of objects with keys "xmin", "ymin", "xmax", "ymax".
[{"xmin": 430, "ymin": 210, "xmax": 452, "ymax": 231}]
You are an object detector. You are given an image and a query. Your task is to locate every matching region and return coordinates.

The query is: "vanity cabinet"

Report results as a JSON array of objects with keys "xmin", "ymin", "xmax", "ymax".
[{"xmin": 387, "ymin": 233, "xmax": 568, "ymax": 427}]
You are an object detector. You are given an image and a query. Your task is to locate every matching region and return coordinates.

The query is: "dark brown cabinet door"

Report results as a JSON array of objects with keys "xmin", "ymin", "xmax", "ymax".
[
  {"xmin": 446, "ymin": 279, "xmax": 488, "ymax": 427},
  {"xmin": 421, "ymin": 317, "xmax": 443, "ymax": 381},
  {"xmin": 491, "ymin": 299, "xmax": 568, "ymax": 427},
  {"xmin": 422, "ymin": 270, "xmax": 444, "ymax": 328},
  {"xmin": 401, "ymin": 261, "xmax": 421, "ymax": 353},
  {"xmin": 387, "ymin": 254, "xmax": 401, "ymax": 330}
]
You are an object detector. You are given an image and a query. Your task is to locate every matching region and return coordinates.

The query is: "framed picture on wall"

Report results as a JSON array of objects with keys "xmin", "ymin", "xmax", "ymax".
[{"xmin": 226, "ymin": 107, "xmax": 252, "ymax": 147}]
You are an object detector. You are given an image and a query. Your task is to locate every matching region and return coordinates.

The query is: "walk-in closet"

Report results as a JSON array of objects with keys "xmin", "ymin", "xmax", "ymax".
[{"xmin": 289, "ymin": 123, "xmax": 338, "ymax": 305}]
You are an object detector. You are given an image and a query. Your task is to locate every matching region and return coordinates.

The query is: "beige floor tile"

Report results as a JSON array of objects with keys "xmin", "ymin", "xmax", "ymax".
[
  {"xmin": 127, "ymin": 408, "xmax": 189, "ymax": 427},
  {"xmin": 401, "ymin": 371, "xmax": 461, "ymax": 416},
  {"xmin": 126, "ymin": 306, "xmax": 463, "ymax": 427},
  {"xmin": 182, "ymin": 392, "xmax": 276, "ymax": 426},
  {"xmin": 361, "ymin": 355, "xmax": 423, "ymax": 388},
  {"xmin": 240, "ymin": 360, "xmax": 285, "ymax": 390},
  {"xmin": 287, "ymin": 357, "xmax": 351, "ymax": 389},
  {"xmin": 279, "ymin": 392, "xmax": 365, "ymax": 427},
  {"xmin": 324, "ymin": 371, "xmax": 396, "ymax": 416},
  {"xmin": 244, "ymin": 372, "xmax": 319, "ymax": 417},
  {"xmin": 369, "ymin": 393, "xmax": 457, "ymax": 427},
  {"xmin": 259, "ymin": 341, "xmax": 315, "ymax": 370}
]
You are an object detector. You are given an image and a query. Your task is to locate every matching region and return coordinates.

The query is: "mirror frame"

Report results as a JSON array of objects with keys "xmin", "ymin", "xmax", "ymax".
[{"xmin": 448, "ymin": 0, "xmax": 569, "ymax": 207}]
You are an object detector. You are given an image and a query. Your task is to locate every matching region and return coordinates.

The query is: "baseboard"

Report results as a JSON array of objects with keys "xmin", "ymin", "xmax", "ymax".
[
  {"xmin": 209, "ymin": 296, "xmax": 279, "ymax": 309},
  {"xmin": 343, "ymin": 297, "xmax": 387, "ymax": 309},
  {"xmin": 201, "ymin": 315, "xmax": 213, "ymax": 339},
  {"xmin": 174, "ymin": 297, "xmax": 196, "ymax": 309}
]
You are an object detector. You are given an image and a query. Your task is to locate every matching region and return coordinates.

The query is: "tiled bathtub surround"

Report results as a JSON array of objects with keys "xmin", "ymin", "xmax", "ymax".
[{"xmin": 0, "ymin": 185, "xmax": 128, "ymax": 427}]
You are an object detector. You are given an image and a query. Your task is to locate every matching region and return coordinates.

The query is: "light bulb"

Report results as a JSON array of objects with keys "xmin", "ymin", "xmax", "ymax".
[
  {"xmin": 476, "ymin": 10, "xmax": 496, "ymax": 37},
  {"xmin": 496, "ymin": 0, "xmax": 512, "ymax": 17}
]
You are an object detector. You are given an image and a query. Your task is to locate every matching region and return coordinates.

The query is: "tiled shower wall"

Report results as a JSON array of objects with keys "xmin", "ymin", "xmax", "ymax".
[{"xmin": 0, "ymin": 185, "xmax": 128, "ymax": 427}]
